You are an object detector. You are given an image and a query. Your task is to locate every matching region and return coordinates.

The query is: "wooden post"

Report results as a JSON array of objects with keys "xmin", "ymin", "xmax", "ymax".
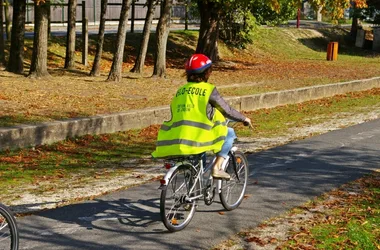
[
  {"xmin": 61, "ymin": 1, "xmax": 64, "ymax": 24},
  {"xmin": 26, "ymin": 0, "xmax": 30, "ymax": 23},
  {"xmin": 131, "ymin": 0, "xmax": 135, "ymax": 33},
  {"xmin": 296, "ymin": 8, "xmax": 300, "ymax": 28},
  {"xmin": 47, "ymin": 1, "xmax": 51, "ymax": 38},
  {"xmin": 82, "ymin": 1, "xmax": 88, "ymax": 66},
  {"xmin": 0, "ymin": 0, "xmax": 5, "ymax": 64},
  {"xmin": 93, "ymin": 0, "xmax": 96, "ymax": 25},
  {"xmin": 185, "ymin": 0, "xmax": 188, "ymax": 30},
  {"xmin": 326, "ymin": 42, "xmax": 338, "ymax": 61}
]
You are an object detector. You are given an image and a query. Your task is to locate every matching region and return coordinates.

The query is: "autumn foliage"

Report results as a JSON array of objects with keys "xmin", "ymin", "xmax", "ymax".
[{"xmin": 270, "ymin": 0, "xmax": 368, "ymax": 20}]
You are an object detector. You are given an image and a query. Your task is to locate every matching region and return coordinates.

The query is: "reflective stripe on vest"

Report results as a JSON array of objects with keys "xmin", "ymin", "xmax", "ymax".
[
  {"xmin": 156, "ymin": 135, "xmax": 226, "ymax": 147},
  {"xmin": 160, "ymin": 119, "xmax": 227, "ymax": 131},
  {"xmin": 152, "ymin": 82, "xmax": 227, "ymax": 158}
]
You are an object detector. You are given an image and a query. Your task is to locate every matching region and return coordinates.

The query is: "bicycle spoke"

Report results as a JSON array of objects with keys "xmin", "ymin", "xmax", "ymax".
[
  {"xmin": 220, "ymin": 151, "xmax": 249, "ymax": 211},
  {"xmin": 0, "ymin": 223, "xmax": 8, "ymax": 231},
  {"xmin": 160, "ymin": 164, "xmax": 198, "ymax": 232}
]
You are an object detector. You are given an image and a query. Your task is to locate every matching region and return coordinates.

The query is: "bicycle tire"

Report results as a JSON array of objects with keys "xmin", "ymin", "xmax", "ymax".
[
  {"xmin": 0, "ymin": 203, "xmax": 19, "ymax": 250},
  {"xmin": 219, "ymin": 151, "xmax": 249, "ymax": 211},
  {"xmin": 160, "ymin": 164, "xmax": 199, "ymax": 232}
]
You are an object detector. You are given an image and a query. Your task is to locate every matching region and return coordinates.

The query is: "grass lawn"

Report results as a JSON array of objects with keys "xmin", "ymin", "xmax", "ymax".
[{"xmin": 0, "ymin": 27, "xmax": 380, "ymax": 127}]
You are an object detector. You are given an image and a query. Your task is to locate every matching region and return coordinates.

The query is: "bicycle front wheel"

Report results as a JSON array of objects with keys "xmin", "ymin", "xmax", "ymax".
[
  {"xmin": 160, "ymin": 164, "xmax": 199, "ymax": 232},
  {"xmin": 220, "ymin": 151, "xmax": 249, "ymax": 211},
  {"xmin": 0, "ymin": 203, "xmax": 19, "ymax": 250}
]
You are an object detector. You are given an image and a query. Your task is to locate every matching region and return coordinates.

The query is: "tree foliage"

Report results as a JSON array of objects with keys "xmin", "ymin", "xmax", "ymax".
[
  {"xmin": 288, "ymin": 0, "xmax": 367, "ymax": 21},
  {"xmin": 352, "ymin": 0, "xmax": 380, "ymax": 24},
  {"xmin": 252, "ymin": 0, "xmax": 297, "ymax": 26}
]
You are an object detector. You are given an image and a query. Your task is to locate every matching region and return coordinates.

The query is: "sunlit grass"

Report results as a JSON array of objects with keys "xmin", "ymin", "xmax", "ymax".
[
  {"xmin": 1, "ymin": 27, "xmax": 380, "ymax": 127},
  {"xmin": 235, "ymin": 88, "xmax": 380, "ymax": 138},
  {"xmin": 281, "ymin": 173, "xmax": 380, "ymax": 250}
]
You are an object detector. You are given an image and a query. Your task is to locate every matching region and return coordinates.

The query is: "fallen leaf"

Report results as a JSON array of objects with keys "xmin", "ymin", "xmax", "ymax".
[{"xmin": 245, "ymin": 236, "xmax": 266, "ymax": 246}]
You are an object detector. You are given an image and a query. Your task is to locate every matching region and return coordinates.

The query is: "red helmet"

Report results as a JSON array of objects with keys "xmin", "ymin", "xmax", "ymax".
[{"xmin": 185, "ymin": 54, "xmax": 212, "ymax": 74}]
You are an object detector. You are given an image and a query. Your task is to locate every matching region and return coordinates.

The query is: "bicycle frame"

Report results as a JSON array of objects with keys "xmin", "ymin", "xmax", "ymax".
[{"xmin": 158, "ymin": 146, "xmax": 238, "ymax": 198}]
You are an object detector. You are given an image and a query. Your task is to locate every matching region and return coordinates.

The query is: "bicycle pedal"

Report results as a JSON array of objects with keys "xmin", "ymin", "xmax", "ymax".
[{"xmin": 213, "ymin": 176, "xmax": 230, "ymax": 181}]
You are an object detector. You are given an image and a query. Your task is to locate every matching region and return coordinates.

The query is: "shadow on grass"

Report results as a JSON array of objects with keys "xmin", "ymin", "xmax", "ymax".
[
  {"xmin": 0, "ymin": 130, "xmax": 157, "ymax": 189},
  {"xmin": 46, "ymin": 31, "xmax": 197, "ymax": 70}
]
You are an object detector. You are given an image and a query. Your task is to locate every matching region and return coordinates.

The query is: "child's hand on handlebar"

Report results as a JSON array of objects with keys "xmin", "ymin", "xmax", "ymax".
[{"xmin": 243, "ymin": 117, "xmax": 253, "ymax": 129}]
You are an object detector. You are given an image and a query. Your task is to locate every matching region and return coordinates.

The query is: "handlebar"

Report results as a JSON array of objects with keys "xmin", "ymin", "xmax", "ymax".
[{"xmin": 226, "ymin": 119, "xmax": 254, "ymax": 130}]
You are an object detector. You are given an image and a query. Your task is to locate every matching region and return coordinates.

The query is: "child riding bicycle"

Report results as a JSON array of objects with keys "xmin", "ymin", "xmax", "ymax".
[{"xmin": 152, "ymin": 54, "xmax": 252, "ymax": 180}]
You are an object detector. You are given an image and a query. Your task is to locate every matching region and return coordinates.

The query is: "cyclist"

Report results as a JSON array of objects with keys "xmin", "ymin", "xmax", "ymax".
[{"xmin": 152, "ymin": 54, "xmax": 252, "ymax": 180}]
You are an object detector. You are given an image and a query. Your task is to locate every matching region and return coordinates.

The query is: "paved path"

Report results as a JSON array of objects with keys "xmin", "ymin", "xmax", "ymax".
[{"xmin": 15, "ymin": 119, "xmax": 380, "ymax": 249}]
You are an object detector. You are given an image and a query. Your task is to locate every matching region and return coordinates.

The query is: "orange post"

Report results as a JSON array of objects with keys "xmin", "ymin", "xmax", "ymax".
[{"xmin": 327, "ymin": 42, "xmax": 338, "ymax": 61}]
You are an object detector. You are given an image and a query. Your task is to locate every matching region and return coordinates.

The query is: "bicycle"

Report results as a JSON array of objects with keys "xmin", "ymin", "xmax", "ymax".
[
  {"xmin": 0, "ymin": 203, "xmax": 19, "ymax": 250},
  {"xmin": 158, "ymin": 122, "xmax": 249, "ymax": 232}
]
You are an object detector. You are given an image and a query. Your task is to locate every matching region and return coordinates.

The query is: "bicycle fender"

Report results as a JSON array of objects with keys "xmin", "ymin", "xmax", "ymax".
[
  {"xmin": 158, "ymin": 162, "xmax": 195, "ymax": 190},
  {"xmin": 158, "ymin": 165, "xmax": 179, "ymax": 190}
]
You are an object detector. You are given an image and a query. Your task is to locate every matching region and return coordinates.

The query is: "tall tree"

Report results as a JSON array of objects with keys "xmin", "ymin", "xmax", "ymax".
[
  {"xmin": 194, "ymin": 0, "xmax": 368, "ymax": 61},
  {"xmin": 131, "ymin": 0, "xmax": 157, "ymax": 74},
  {"xmin": 90, "ymin": 0, "xmax": 108, "ymax": 76},
  {"xmin": 64, "ymin": 0, "xmax": 77, "ymax": 69},
  {"xmin": 29, "ymin": 0, "xmax": 50, "ymax": 78},
  {"xmin": 152, "ymin": 0, "xmax": 172, "ymax": 77},
  {"xmin": 107, "ymin": 0, "xmax": 132, "ymax": 82},
  {"xmin": 0, "ymin": 0, "xmax": 5, "ymax": 67},
  {"xmin": 7, "ymin": 0, "xmax": 26, "ymax": 74},
  {"xmin": 350, "ymin": 2, "xmax": 361, "ymax": 37},
  {"xmin": 195, "ymin": 0, "xmax": 221, "ymax": 61}
]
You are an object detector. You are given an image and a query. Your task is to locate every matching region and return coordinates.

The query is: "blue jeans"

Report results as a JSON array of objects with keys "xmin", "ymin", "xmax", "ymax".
[{"xmin": 217, "ymin": 127, "xmax": 237, "ymax": 158}]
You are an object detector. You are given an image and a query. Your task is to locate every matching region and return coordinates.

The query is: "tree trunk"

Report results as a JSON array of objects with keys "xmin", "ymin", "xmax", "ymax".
[
  {"xmin": 4, "ymin": 0, "xmax": 10, "ymax": 40},
  {"xmin": 90, "ymin": 0, "xmax": 108, "ymax": 76},
  {"xmin": 130, "ymin": 0, "xmax": 156, "ymax": 74},
  {"xmin": 152, "ymin": 0, "xmax": 172, "ymax": 78},
  {"xmin": 0, "ymin": 0, "xmax": 5, "ymax": 67},
  {"xmin": 107, "ymin": 0, "xmax": 132, "ymax": 82},
  {"xmin": 7, "ymin": 0, "xmax": 26, "ymax": 74},
  {"xmin": 64, "ymin": 0, "xmax": 77, "ymax": 69},
  {"xmin": 350, "ymin": 3, "xmax": 361, "ymax": 38},
  {"xmin": 350, "ymin": 14, "xmax": 360, "ymax": 38},
  {"xmin": 195, "ymin": 0, "xmax": 221, "ymax": 61},
  {"xmin": 29, "ymin": 1, "xmax": 50, "ymax": 79}
]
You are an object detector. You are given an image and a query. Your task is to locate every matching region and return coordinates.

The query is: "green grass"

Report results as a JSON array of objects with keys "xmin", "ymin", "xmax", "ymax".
[
  {"xmin": 0, "ymin": 130, "xmax": 156, "ymax": 195},
  {"xmin": 282, "ymin": 174, "xmax": 380, "ymax": 250},
  {"xmin": 236, "ymin": 88, "xmax": 380, "ymax": 138}
]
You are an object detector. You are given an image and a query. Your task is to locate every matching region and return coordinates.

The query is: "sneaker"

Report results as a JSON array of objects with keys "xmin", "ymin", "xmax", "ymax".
[{"xmin": 212, "ymin": 168, "xmax": 230, "ymax": 180}]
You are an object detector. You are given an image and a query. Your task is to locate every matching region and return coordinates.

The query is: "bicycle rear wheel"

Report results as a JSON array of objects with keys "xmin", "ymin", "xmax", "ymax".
[
  {"xmin": 220, "ymin": 151, "xmax": 249, "ymax": 211},
  {"xmin": 0, "ymin": 203, "xmax": 19, "ymax": 250},
  {"xmin": 160, "ymin": 164, "xmax": 199, "ymax": 232}
]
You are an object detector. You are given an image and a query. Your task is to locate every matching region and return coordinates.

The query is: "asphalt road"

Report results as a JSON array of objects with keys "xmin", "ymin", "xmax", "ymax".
[{"xmin": 16, "ymin": 119, "xmax": 380, "ymax": 250}]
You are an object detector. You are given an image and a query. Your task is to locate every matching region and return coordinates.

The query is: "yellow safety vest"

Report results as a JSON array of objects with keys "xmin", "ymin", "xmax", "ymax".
[{"xmin": 152, "ymin": 82, "xmax": 227, "ymax": 158}]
